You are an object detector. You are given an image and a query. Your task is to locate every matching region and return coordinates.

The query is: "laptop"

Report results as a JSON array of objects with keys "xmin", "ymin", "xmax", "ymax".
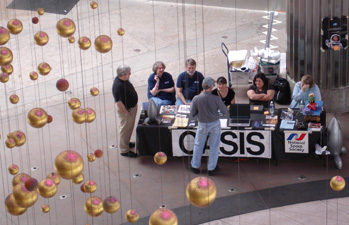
[{"xmin": 229, "ymin": 104, "xmax": 251, "ymax": 127}]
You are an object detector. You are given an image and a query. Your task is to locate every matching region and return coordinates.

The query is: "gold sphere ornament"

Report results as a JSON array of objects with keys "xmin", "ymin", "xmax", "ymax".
[
  {"xmin": 68, "ymin": 98, "xmax": 81, "ymax": 110},
  {"xmin": 72, "ymin": 108, "xmax": 86, "ymax": 124},
  {"xmin": 10, "ymin": 130, "xmax": 26, "ymax": 146},
  {"xmin": 12, "ymin": 173, "xmax": 31, "ymax": 187},
  {"xmin": 103, "ymin": 196, "xmax": 120, "ymax": 214},
  {"xmin": 0, "ymin": 26, "xmax": 10, "ymax": 45},
  {"xmin": 68, "ymin": 36, "xmax": 75, "ymax": 43},
  {"xmin": 47, "ymin": 172, "xmax": 61, "ymax": 185},
  {"xmin": 90, "ymin": 87, "xmax": 99, "ymax": 96},
  {"xmin": 186, "ymin": 177, "xmax": 217, "ymax": 208},
  {"xmin": 6, "ymin": 138, "xmax": 16, "ymax": 148},
  {"xmin": 30, "ymin": 71, "xmax": 38, "ymax": 80},
  {"xmin": 84, "ymin": 197, "xmax": 104, "ymax": 217},
  {"xmin": 0, "ymin": 47, "xmax": 13, "ymax": 66},
  {"xmin": 37, "ymin": 62, "xmax": 51, "ymax": 75},
  {"xmin": 13, "ymin": 183, "xmax": 39, "ymax": 208},
  {"xmin": 56, "ymin": 18, "xmax": 76, "ymax": 38},
  {"xmin": 38, "ymin": 178, "xmax": 57, "ymax": 198},
  {"xmin": 34, "ymin": 31, "xmax": 49, "ymax": 46},
  {"xmin": 54, "ymin": 150, "xmax": 84, "ymax": 180},
  {"xmin": 154, "ymin": 152, "xmax": 167, "ymax": 165},
  {"xmin": 27, "ymin": 108, "xmax": 48, "ymax": 128},
  {"xmin": 149, "ymin": 208, "xmax": 178, "ymax": 225},
  {"xmin": 56, "ymin": 78, "xmax": 69, "ymax": 92},
  {"xmin": 72, "ymin": 173, "xmax": 84, "ymax": 184},
  {"xmin": 94, "ymin": 35, "xmax": 113, "ymax": 53},
  {"xmin": 90, "ymin": 1, "xmax": 98, "ymax": 9},
  {"xmin": 330, "ymin": 176, "xmax": 346, "ymax": 191},
  {"xmin": 0, "ymin": 73, "xmax": 9, "ymax": 83},
  {"xmin": 9, "ymin": 94, "xmax": 19, "ymax": 104},
  {"xmin": 7, "ymin": 19, "xmax": 23, "ymax": 35},
  {"xmin": 78, "ymin": 37, "xmax": 91, "ymax": 50},
  {"xmin": 87, "ymin": 153, "xmax": 96, "ymax": 162},
  {"xmin": 94, "ymin": 149, "xmax": 103, "ymax": 158},
  {"xmin": 85, "ymin": 108, "xmax": 96, "ymax": 123},
  {"xmin": 5, "ymin": 194, "xmax": 27, "ymax": 216},
  {"xmin": 125, "ymin": 209, "xmax": 139, "ymax": 223},
  {"xmin": 1, "ymin": 64, "xmax": 13, "ymax": 75},
  {"xmin": 24, "ymin": 178, "xmax": 39, "ymax": 192},
  {"xmin": 37, "ymin": 8, "xmax": 45, "ymax": 15},
  {"xmin": 117, "ymin": 28, "xmax": 125, "ymax": 36},
  {"xmin": 84, "ymin": 180, "xmax": 97, "ymax": 193},
  {"xmin": 8, "ymin": 164, "xmax": 19, "ymax": 175},
  {"xmin": 41, "ymin": 204, "xmax": 50, "ymax": 213}
]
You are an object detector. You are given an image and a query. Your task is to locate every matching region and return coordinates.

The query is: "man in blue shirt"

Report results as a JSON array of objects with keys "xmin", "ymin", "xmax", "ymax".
[{"xmin": 175, "ymin": 58, "xmax": 204, "ymax": 106}]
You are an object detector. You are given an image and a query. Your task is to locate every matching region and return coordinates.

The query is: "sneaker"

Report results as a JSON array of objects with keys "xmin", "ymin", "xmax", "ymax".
[
  {"xmin": 186, "ymin": 164, "xmax": 200, "ymax": 174},
  {"xmin": 208, "ymin": 165, "xmax": 220, "ymax": 176},
  {"xmin": 129, "ymin": 142, "xmax": 135, "ymax": 148},
  {"xmin": 120, "ymin": 151, "xmax": 138, "ymax": 158}
]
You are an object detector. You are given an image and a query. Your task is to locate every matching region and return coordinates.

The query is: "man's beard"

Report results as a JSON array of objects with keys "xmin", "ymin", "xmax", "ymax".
[{"xmin": 187, "ymin": 71, "xmax": 195, "ymax": 76}]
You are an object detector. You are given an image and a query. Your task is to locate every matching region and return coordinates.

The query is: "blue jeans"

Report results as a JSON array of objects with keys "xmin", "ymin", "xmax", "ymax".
[
  {"xmin": 150, "ymin": 97, "xmax": 173, "ymax": 106},
  {"xmin": 191, "ymin": 120, "xmax": 221, "ymax": 171},
  {"xmin": 175, "ymin": 98, "xmax": 192, "ymax": 106}
]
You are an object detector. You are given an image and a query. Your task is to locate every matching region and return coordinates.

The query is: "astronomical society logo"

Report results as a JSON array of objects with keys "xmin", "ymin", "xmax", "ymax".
[
  {"xmin": 287, "ymin": 133, "xmax": 306, "ymax": 141},
  {"xmin": 285, "ymin": 132, "xmax": 308, "ymax": 153}
]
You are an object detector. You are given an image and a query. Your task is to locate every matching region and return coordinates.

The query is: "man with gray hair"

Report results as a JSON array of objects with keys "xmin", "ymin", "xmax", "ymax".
[
  {"xmin": 112, "ymin": 65, "xmax": 138, "ymax": 157},
  {"xmin": 187, "ymin": 77, "xmax": 228, "ymax": 176}
]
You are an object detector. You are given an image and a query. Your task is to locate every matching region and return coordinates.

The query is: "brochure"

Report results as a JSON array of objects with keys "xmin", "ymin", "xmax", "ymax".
[
  {"xmin": 159, "ymin": 105, "xmax": 176, "ymax": 114},
  {"xmin": 177, "ymin": 105, "xmax": 191, "ymax": 114}
]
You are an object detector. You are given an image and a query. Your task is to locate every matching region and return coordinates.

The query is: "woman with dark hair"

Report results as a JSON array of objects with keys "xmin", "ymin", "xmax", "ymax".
[
  {"xmin": 290, "ymin": 74, "xmax": 322, "ymax": 108},
  {"xmin": 211, "ymin": 76, "xmax": 235, "ymax": 106},
  {"xmin": 247, "ymin": 72, "xmax": 275, "ymax": 108}
]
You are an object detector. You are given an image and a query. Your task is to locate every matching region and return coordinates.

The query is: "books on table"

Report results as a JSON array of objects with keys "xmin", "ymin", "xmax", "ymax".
[
  {"xmin": 177, "ymin": 105, "xmax": 190, "ymax": 114},
  {"xmin": 159, "ymin": 105, "xmax": 176, "ymax": 114},
  {"xmin": 172, "ymin": 117, "xmax": 189, "ymax": 128},
  {"xmin": 280, "ymin": 120, "xmax": 295, "ymax": 129},
  {"xmin": 263, "ymin": 115, "xmax": 278, "ymax": 127},
  {"xmin": 308, "ymin": 122, "xmax": 321, "ymax": 131},
  {"xmin": 161, "ymin": 115, "xmax": 175, "ymax": 124}
]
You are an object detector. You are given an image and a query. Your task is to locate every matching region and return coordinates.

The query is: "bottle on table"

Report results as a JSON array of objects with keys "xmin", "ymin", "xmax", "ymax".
[
  {"xmin": 299, "ymin": 100, "xmax": 305, "ymax": 111},
  {"xmin": 270, "ymin": 101, "xmax": 274, "ymax": 115}
]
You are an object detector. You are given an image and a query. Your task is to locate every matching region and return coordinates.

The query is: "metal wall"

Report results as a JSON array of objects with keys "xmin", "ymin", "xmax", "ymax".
[{"xmin": 287, "ymin": 0, "xmax": 349, "ymax": 112}]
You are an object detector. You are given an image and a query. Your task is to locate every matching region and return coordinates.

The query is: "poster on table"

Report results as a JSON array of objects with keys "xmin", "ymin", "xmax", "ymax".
[
  {"xmin": 284, "ymin": 131, "xmax": 309, "ymax": 154},
  {"xmin": 172, "ymin": 130, "xmax": 271, "ymax": 159}
]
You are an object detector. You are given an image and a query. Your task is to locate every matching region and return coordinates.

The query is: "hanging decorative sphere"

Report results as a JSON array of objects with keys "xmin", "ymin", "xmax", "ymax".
[
  {"xmin": 30, "ymin": 71, "xmax": 38, "ymax": 80},
  {"xmin": 90, "ymin": 87, "xmax": 99, "ymax": 96},
  {"xmin": 78, "ymin": 37, "xmax": 91, "ymax": 50},
  {"xmin": 37, "ymin": 62, "xmax": 51, "ymax": 75},
  {"xmin": 47, "ymin": 172, "xmax": 61, "ymax": 185},
  {"xmin": 68, "ymin": 36, "xmax": 75, "ymax": 43},
  {"xmin": 24, "ymin": 177, "xmax": 39, "ymax": 191},
  {"xmin": 0, "ymin": 73, "xmax": 9, "ymax": 83},
  {"xmin": 5, "ymin": 194, "xmax": 27, "ymax": 216},
  {"xmin": 27, "ymin": 108, "xmax": 48, "ymax": 128},
  {"xmin": 12, "ymin": 173, "xmax": 31, "ymax": 187},
  {"xmin": 85, "ymin": 108, "xmax": 96, "ymax": 123},
  {"xmin": 54, "ymin": 150, "xmax": 84, "ymax": 180},
  {"xmin": 149, "ymin": 208, "xmax": 178, "ymax": 225},
  {"xmin": 13, "ymin": 183, "xmax": 39, "ymax": 208},
  {"xmin": 38, "ymin": 178, "xmax": 57, "ymax": 198},
  {"xmin": 47, "ymin": 115, "xmax": 53, "ymax": 123},
  {"xmin": 32, "ymin": 17, "xmax": 39, "ymax": 24},
  {"xmin": 68, "ymin": 98, "xmax": 81, "ymax": 110},
  {"xmin": 72, "ymin": 173, "xmax": 84, "ymax": 184},
  {"xmin": 0, "ymin": 26, "xmax": 10, "ymax": 45},
  {"xmin": 9, "ymin": 94, "xmax": 19, "ymax": 104},
  {"xmin": 0, "ymin": 47, "xmax": 13, "ymax": 66},
  {"xmin": 7, "ymin": 19, "xmax": 23, "ymax": 35},
  {"xmin": 56, "ymin": 18, "xmax": 76, "ymax": 38},
  {"xmin": 37, "ymin": 8, "xmax": 45, "ymax": 15},
  {"xmin": 103, "ymin": 196, "xmax": 120, "ymax": 214},
  {"xmin": 8, "ymin": 164, "xmax": 19, "ymax": 175},
  {"xmin": 117, "ymin": 28, "xmax": 125, "ymax": 36},
  {"xmin": 80, "ymin": 183, "xmax": 86, "ymax": 193},
  {"xmin": 90, "ymin": 2, "xmax": 98, "ymax": 9},
  {"xmin": 94, "ymin": 149, "xmax": 103, "ymax": 158},
  {"xmin": 330, "ymin": 176, "xmax": 346, "ymax": 191},
  {"xmin": 87, "ymin": 153, "xmax": 96, "ymax": 162},
  {"xmin": 84, "ymin": 197, "xmax": 104, "ymax": 217},
  {"xmin": 83, "ymin": 180, "xmax": 97, "ymax": 193},
  {"xmin": 154, "ymin": 152, "xmax": 167, "ymax": 165},
  {"xmin": 41, "ymin": 204, "xmax": 50, "ymax": 213},
  {"xmin": 6, "ymin": 138, "xmax": 16, "ymax": 148},
  {"xmin": 94, "ymin": 35, "xmax": 113, "ymax": 53},
  {"xmin": 186, "ymin": 177, "xmax": 217, "ymax": 208},
  {"xmin": 34, "ymin": 31, "xmax": 49, "ymax": 46},
  {"xmin": 56, "ymin": 78, "xmax": 69, "ymax": 92},
  {"xmin": 1, "ymin": 64, "xmax": 13, "ymax": 75},
  {"xmin": 10, "ymin": 130, "xmax": 26, "ymax": 146},
  {"xmin": 72, "ymin": 108, "xmax": 86, "ymax": 124},
  {"xmin": 125, "ymin": 209, "xmax": 139, "ymax": 223}
]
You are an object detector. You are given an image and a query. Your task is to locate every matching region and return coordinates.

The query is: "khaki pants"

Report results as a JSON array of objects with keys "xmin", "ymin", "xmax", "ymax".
[{"xmin": 116, "ymin": 105, "xmax": 138, "ymax": 153}]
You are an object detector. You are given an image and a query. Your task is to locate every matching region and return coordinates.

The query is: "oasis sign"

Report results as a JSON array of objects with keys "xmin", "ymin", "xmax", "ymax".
[{"xmin": 172, "ymin": 130, "xmax": 271, "ymax": 158}]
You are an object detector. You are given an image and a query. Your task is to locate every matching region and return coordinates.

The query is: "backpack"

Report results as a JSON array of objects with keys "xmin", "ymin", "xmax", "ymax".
[{"xmin": 273, "ymin": 76, "xmax": 291, "ymax": 104}]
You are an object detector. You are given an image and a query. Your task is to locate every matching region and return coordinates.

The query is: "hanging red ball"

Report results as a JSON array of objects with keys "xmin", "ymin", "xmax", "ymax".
[
  {"xmin": 80, "ymin": 183, "xmax": 86, "ymax": 193},
  {"xmin": 56, "ymin": 78, "xmax": 69, "ymax": 92},
  {"xmin": 32, "ymin": 17, "xmax": 39, "ymax": 24},
  {"xmin": 94, "ymin": 149, "xmax": 103, "ymax": 158},
  {"xmin": 47, "ymin": 115, "xmax": 53, "ymax": 123},
  {"xmin": 25, "ymin": 178, "xmax": 39, "ymax": 191}
]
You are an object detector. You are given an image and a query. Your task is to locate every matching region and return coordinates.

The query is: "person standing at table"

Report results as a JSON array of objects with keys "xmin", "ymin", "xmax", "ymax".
[
  {"xmin": 211, "ymin": 76, "xmax": 235, "ymax": 106},
  {"xmin": 175, "ymin": 58, "xmax": 204, "ymax": 106},
  {"xmin": 112, "ymin": 65, "xmax": 138, "ymax": 158},
  {"xmin": 147, "ymin": 61, "xmax": 175, "ymax": 106},
  {"xmin": 290, "ymin": 74, "xmax": 322, "ymax": 108},
  {"xmin": 188, "ymin": 77, "xmax": 228, "ymax": 176},
  {"xmin": 247, "ymin": 72, "xmax": 275, "ymax": 108}
]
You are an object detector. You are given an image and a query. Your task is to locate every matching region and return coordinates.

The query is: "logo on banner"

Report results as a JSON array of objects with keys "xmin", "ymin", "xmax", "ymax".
[{"xmin": 284, "ymin": 131, "xmax": 308, "ymax": 154}]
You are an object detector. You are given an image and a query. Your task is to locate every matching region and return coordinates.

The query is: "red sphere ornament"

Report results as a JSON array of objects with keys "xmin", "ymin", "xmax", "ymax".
[
  {"xmin": 25, "ymin": 178, "xmax": 39, "ymax": 191},
  {"xmin": 80, "ymin": 183, "xmax": 86, "ymax": 192},
  {"xmin": 47, "ymin": 115, "xmax": 53, "ymax": 123},
  {"xmin": 94, "ymin": 149, "xmax": 103, "ymax": 158},
  {"xmin": 32, "ymin": 17, "xmax": 39, "ymax": 24},
  {"xmin": 56, "ymin": 78, "xmax": 69, "ymax": 92}
]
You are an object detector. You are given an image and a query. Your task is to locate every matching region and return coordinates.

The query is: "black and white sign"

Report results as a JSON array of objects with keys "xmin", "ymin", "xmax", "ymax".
[{"xmin": 284, "ymin": 131, "xmax": 309, "ymax": 154}]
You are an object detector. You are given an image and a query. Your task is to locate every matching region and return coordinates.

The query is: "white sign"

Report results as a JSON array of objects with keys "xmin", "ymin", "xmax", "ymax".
[
  {"xmin": 284, "ymin": 131, "xmax": 309, "ymax": 154},
  {"xmin": 172, "ymin": 130, "xmax": 271, "ymax": 158}
]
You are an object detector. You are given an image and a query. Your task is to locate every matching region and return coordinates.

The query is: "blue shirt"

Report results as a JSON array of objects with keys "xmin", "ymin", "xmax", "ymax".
[
  {"xmin": 176, "ymin": 71, "xmax": 204, "ymax": 100},
  {"xmin": 290, "ymin": 81, "xmax": 322, "ymax": 108},
  {"xmin": 147, "ymin": 72, "xmax": 175, "ymax": 102}
]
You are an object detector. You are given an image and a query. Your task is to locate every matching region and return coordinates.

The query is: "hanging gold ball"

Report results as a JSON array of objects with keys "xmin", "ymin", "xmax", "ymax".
[
  {"xmin": 5, "ymin": 194, "xmax": 27, "ymax": 216},
  {"xmin": 27, "ymin": 108, "xmax": 48, "ymax": 128},
  {"xmin": 37, "ymin": 62, "xmax": 51, "ymax": 75},
  {"xmin": 10, "ymin": 130, "xmax": 26, "ymax": 146},
  {"xmin": 330, "ymin": 176, "xmax": 346, "ymax": 191},
  {"xmin": 7, "ymin": 19, "xmax": 23, "ymax": 35},
  {"xmin": 24, "ymin": 178, "xmax": 39, "ymax": 192},
  {"xmin": 8, "ymin": 164, "xmax": 19, "ymax": 175},
  {"xmin": 54, "ymin": 150, "xmax": 84, "ymax": 180},
  {"xmin": 38, "ymin": 178, "xmax": 57, "ymax": 198},
  {"xmin": 87, "ymin": 153, "xmax": 96, "ymax": 162},
  {"xmin": 6, "ymin": 138, "xmax": 16, "ymax": 148},
  {"xmin": 85, "ymin": 108, "xmax": 96, "ymax": 123},
  {"xmin": 72, "ymin": 108, "xmax": 86, "ymax": 124},
  {"xmin": 41, "ymin": 204, "xmax": 50, "ymax": 213},
  {"xmin": 90, "ymin": 1, "xmax": 98, "ymax": 9},
  {"xmin": 125, "ymin": 209, "xmax": 139, "ymax": 223},
  {"xmin": 78, "ymin": 37, "xmax": 91, "ymax": 50},
  {"xmin": 154, "ymin": 152, "xmax": 167, "ymax": 165},
  {"xmin": 56, "ymin": 78, "xmax": 69, "ymax": 92},
  {"xmin": 94, "ymin": 35, "xmax": 113, "ymax": 53},
  {"xmin": 94, "ymin": 149, "xmax": 103, "ymax": 158},
  {"xmin": 0, "ymin": 26, "xmax": 10, "ymax": 45},
  {"xmin": 37, "ymin": 8, "xmax": 45, "ymax": 15},
  {"xmin": 72, "ymin": 173, "xmax": 84, "ymax": 184},
  {"xmin": 12, "ymin": 173, "xmax": 31, "ymax": 188},
  {"xmin": 186, "ymin": 177, "xmax": 217, "ymax": 208},
  {"xmin": 83, "ymin": 180, "xmax": 97, "ymax": 193},
  {"xmin": 13, "ymin": 183, "xmax": 38, "ymax": 208},
  {"xmin": 84, "ymin": 197, "xmax": 104, "ymax": 217},
  {"xmin": 68, "ymin": 36, "xmax": 75, "ymax": 43},
  {"xmin": 34, "ymin": 31, "xmax": 49, "ymax": 46},
  {"xmin": 90, "ymin": 87, "xmax": 99, "ymax": 96},
  {"xmin": 47, "ymin": 172, "xmax": 61, "ymax": 185},
  {"xmin": 30, "ymin": 71, "xmax": 38, "ymax": 80},
  {"xmin": 103, "ymin": 196, "xmax": 120, "ymax": 214},
  {"xmin": 0, "ymin": 73, "xmax": 9, "ymax": 83},
  {"xmin": 0, "ymin": 47, "xmax": 13, "ymax": 66},
  {"xmin": 68, "ymin": 98, "xmax": 81, "ymax": 110},
  {"xmin": 117, "ymin": 28, "xmax": 125, "ymax": 36},
  {"xmin": 56, "ymin": 18, "xmax": 76, "ymax": 38},
  {"xmin": 1, "ymin": 64, "xmax": 13, "ymax": 75},
  {"xmin": 149, "ymin": 208, "xmax": 178, "ymax": 225},
  {"xmin": 9, "ymin": 94, "xmax": 19, "ymax": 104}
]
